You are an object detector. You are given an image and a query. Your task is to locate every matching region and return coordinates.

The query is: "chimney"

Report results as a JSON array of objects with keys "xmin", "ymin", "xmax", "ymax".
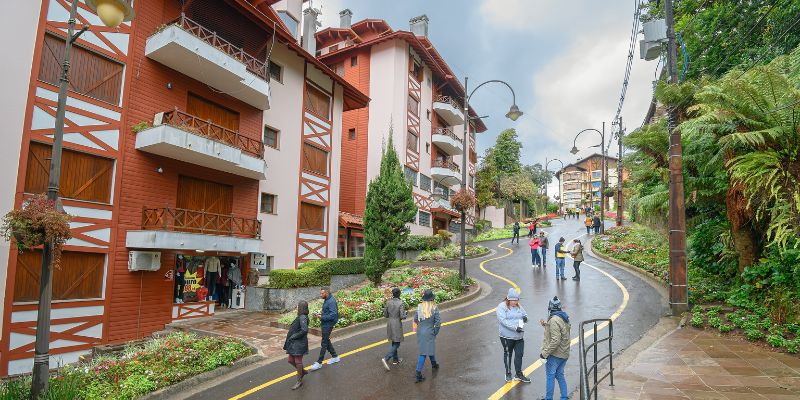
[
  {"xmin": 302, "ymin": 8, "xmax": 321, "ymax": 54},
  {"xmin": 339, "ymin": 9, "xmax": 352, "ymax": 28},
  {"xmin": 409, "ymin": 15, "xmax": 429, "ymax": 37}
]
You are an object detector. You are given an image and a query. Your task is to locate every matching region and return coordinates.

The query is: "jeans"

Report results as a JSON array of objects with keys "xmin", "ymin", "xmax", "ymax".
[
  {"xmin": 531, "ymin": 249, "xmax": 541, "ymax": 265},
  {"xmin": 384, "ymin": 341, "xmax": 400, "ymax": 362},
  {"xmin": 512, "ymin": 232, "xmax": 520, "ymax": 244},
  {"xmin": 573, "ymin": 261, "xmax": 582, "ymax": 279},
  {"xmin": 586, "ymin": 226, "xmax": 591, "ymax": 234},
  {"xmin": 500, "ymin": 337, "xmax": 524, "ymax": 376},
  {"xmin": 206, "ymin": 271, "xmax": 218, "ymax": 297},
  {"xmin": 415, "ymin": 354, "xmax": 437, "ymax": 372},
  {"xmin": 555, "ymin": 258, "xmax": 566, "ymax": 277},
  {"xmin": 317, "ymin": 326, "xmax": 338, "ymax": 363},
  {"xmin": 594, "ymin": 225, "xmax": 600, "ymax": 234},
  {"xmin": 545, "ymin": 355, "xmax": 568, "ymax": 400},
  {"xmin": 540, "ymin": 247, "xmax": 547, "ymax": 266}
]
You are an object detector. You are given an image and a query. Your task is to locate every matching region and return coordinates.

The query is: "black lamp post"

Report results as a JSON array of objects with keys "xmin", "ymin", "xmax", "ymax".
[
  {"xmin": 459, "ymin": 78, "xmax": 521, "ymax": 285},
  {"xmin": 544, "ymin": 158, "xmax": 564, "ymax": 216},
  {"xmin": 570, "ymin": 123, "xmax": 606, "ymax": 233},
  {"xmin": 31, "ymin": 1, "xmax": 134, "ymax": 397}
]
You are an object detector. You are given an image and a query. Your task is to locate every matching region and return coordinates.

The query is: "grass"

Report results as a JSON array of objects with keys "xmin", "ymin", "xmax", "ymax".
[{"xmin": 417, "ymin": 243, "xmax": 489, "ymax": 261}]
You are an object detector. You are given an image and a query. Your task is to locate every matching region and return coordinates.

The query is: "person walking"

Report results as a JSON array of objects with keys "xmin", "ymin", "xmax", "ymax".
[
  {"xmin": 527, "ymin": 221, "xmax": 536, "ymax": 238},
  {"xmin": 497, "ymin": 288, "xmax": 531, "ymax": 383},
  {"xmin": 592, "ymin": 214, "xmax": 601, "ymax": 234},
  {"xmin": 529, "ymin": 235, "xmax": 542, "ymax": 268},
  {"xmin": 414, "ymin": 289, "xmax": 441, "ymax": 383},
  {"xmin": 584, "ymin": 215, "xmax": 592, "ymax": 235},
  {"xmin": 309, "ymin": 287, "xmax": 340, "ymax": 371},
  {"xmin": 283, "ymin": 301, "xmax": 310, "ymax": 390},
  {"xmin": 539, "ymin": 296, "xmax": 571, "ymax": 400},
  {"xmin": 570, "ymin": 239, "xmax": 584, "ymax": 281},
  {"xmin": 511, "ymin": 221, "xmax": 520, "ymax": 244},
  {"xmin": 554, "ymin": 237, "xmax": 568, "ymax": 280},
  {"xmin": 382, "ymin": 287, "xmax": 408, "ymax": 371},
  {"xmin": 539, "ymin": 232, "xmax": 549, "ymax": 268}
]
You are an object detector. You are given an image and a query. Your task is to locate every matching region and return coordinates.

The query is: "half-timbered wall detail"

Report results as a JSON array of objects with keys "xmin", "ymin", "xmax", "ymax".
[{"xmin": 405, "ymin": 55, "xmax": 422, "ymax": 171}]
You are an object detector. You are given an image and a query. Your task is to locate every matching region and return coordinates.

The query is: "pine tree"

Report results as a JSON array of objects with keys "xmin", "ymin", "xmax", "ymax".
[{"xmin": 363, "ymin": 134, "xmax": 417, "ymax": 284}]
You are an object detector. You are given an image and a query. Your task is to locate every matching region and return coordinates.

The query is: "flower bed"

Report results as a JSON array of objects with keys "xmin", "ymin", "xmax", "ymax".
[
  {"xmin": 690, "ymin": 306, "xmax": 799, "ymax": 354},
  {"xmin": 0, "ymin": 332, "xmax": 252, "ymax": 400},
  {"xmin": 472, "ymin": 228, "xmax": 515, "ymax": 242},
  {"xmin": 417, "ymin": 243, "xmax": 489, "ymax": 261},
  {"xmin": 591, "ymin": 225, "xmax": 670, "ymax": 283},
  {"xmin": 276, "ymin": 267, "xmax": 473, "ymax": 329}
]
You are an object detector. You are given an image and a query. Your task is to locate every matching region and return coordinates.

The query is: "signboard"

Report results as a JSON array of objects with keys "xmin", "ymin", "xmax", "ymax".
[{"xmin": 251, "ymin": 253, "xmax": 267, "ymax": 270}]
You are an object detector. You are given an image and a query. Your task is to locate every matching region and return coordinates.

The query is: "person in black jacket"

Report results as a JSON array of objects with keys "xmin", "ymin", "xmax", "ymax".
[{"xmin": 284, "ymin": 301, "xmax": 310, "ymax": 390}]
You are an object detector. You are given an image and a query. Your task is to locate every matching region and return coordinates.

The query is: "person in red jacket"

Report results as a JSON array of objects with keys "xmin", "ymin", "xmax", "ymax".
[{"xmin": 529, "ymin": 236, "xmax": 542, "ymax": 268}]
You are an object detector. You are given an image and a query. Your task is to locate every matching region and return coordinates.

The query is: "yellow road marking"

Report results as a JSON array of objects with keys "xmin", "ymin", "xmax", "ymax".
[{"xmin": 229, "ymin": 242, "xmax": 515, "ymax": 400}]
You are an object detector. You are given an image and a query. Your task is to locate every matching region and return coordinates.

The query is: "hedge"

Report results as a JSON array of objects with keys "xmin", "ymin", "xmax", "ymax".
[
  {"xmin": 397, "ymin": 234, "xmax": 443, "ymax": 251},
  {"xmin": 299, "ymin": 257, "xmax": 365, "ymax": 275},
  {"xmin": 269, "ymin": 267, "xmax": 329, "ymax": 289}
]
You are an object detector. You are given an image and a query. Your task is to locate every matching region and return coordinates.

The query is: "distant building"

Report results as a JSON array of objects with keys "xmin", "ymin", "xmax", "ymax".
[{"xmin": 555, "ymin": 154, "xmax": 626, "ymax": 212}]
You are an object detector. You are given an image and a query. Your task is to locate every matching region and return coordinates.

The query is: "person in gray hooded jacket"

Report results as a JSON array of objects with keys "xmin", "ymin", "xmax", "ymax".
[{"xmin": 496, "ymin": 288, "xmax": 530, "ymax": 383}]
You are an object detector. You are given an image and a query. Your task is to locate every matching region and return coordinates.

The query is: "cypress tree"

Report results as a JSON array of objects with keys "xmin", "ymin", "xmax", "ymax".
[{"xmin": 363, "ymin": 134, "xmax": 417, "ymax": 284}]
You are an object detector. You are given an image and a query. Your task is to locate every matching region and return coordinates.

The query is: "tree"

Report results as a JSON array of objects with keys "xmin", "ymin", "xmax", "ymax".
[
  {"xmin": 475, "ymin": 148, "xmax": 499, "ymax": 208},
  {"xmin": 499, "ymin": 172, "xmax": 537, "ymax": 219},
  {"xmin": 491, "ymin": 128, "xmax": 522, "ymax": 175},
  {"xmin": 363, "ymin": 134, "xmax": 417, "ymax": 284}
]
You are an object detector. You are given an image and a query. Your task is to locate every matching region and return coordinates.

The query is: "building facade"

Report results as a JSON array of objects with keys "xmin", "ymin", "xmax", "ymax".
[
  {"xmin": 556, "ymin": 154, "xmax": 623, "ymax": 212},
  {"xmin": 315, "ymin": 12, "xmax": 485, "ymax": 257}
]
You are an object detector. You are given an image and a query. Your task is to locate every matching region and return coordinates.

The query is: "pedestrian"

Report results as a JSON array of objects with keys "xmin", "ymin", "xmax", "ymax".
[
  {"xmin": 414, "ymin": 289, "xmax": 441, "ymax": 383},
  {"xmin": 554, "ymin": 237, "xmax": 567, "ymax": 280},
  {"xmin": 382, "ymin": 287, "xmax": 408, "ymax": 371},
  {"xmin": 283, "ymin": 300, "xmax": 310, "ymax": 390},
  {"xmin": 529, "ymin": 235, "xmax": 542, "ymax": 268},
  {"xmin": 539, "ymin": 296, "xmax": 571, "ymax": 400},
  {"xmin": 584, "ymin": 215, "xmax": 592, "ymax": 235},
  {"xmin": 527, "ymin": 220, "xmax": 535, "ymax": 238},
  {"xmin": 592, "ymin": 214, "xmax": 601, "ymax": 234},
  {"xmin": 496, "ymin": 288, "xmax": 531, "ymax": 383},
  {"xmin": 570, "ymin": 239, "xmax": 584, "ymax": 281},
  {"xmin": 511, "ymin": 221, "xmax": 520, "ymax": 244},
  {"xmin": 539, "ymin": 232, "xmax": 549, "ymax": 267},
  {"xmin": 309, "ymin": 287, "xmax": 340, "ymax": 371}
]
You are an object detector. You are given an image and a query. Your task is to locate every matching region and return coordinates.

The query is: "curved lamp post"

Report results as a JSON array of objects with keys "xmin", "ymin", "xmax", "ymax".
[
  {"xmin": 544, "ymin": 158, "xmax": 564, "ymax": 215},
  {"xmin": 570, "ymin": 124, "xmax": 606, "ymax": 233},
  {"xmin": 31, "ymin": 1, "xmax": 134, "ymax": 397},
  {"xmin": 459, "ymin": 78, "xmax": 522, "ymax": 285}
]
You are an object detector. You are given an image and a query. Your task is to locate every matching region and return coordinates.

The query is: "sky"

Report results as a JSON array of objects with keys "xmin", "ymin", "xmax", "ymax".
[{"xmin": 312, "ymin": 0, "xmax": 657, "ymax": 196}]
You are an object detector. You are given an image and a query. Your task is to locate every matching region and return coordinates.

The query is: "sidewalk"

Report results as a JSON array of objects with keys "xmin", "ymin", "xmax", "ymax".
[{"xmin": 597, "ymin": 327, "xmax": 800, "ymax": 399}]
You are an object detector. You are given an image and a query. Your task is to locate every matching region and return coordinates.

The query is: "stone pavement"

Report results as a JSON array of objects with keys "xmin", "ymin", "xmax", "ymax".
[
  {"xmin": 168, "ymin": 310, "xmax": 320, "ymax": 359},
  {"xmin": 597, "ymin": 327, "xmax": 800, "ymax": 399}
]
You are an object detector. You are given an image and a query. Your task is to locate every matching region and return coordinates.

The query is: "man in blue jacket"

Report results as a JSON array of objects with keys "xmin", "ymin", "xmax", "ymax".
[{"xmin": 310, "ymin": 287, "xmax": 340, "ymax": 371}]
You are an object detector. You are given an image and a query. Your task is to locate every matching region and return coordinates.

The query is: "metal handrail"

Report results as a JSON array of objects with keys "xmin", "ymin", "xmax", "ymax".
[
  {"xmin": 432, "ymin": 158, "xmax": 460, "ymax": 173},
  {"xmin": 579, "ymin": 319, "xmax": 615, "ymax": 400},
  {"xmin": 160, "ymin": 108, "xmax": 265, "ymax": 159},
  {"xmin": 141, "ymin": 207, "xmax": 261, "ymax": 238},
  {"xmin": 433, "ymin": 95, "xmax": 462, "ymax": 110},
  {"xmin": 433, "ymin": 127, "xmax": 461, "ymax": 142}
]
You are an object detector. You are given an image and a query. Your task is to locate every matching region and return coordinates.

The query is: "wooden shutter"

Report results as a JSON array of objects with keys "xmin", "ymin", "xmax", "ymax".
[
  {"xmin": 14, "ymin": 251, "xmax": 105, "ymax": 302},
  {"xmin": 176, "ymin": 176, "xmax": 233, "ymax": 214},
  {"xmin": 302, "ymin": 143, "xmax": 328, "ymax": 176},
  {"xmin": 186, "ymin": 94, "xmax": 240, "ymax": 131},
  {"xmin": 304, "ymin": 84, "xmax": 331, "ymax": 119},
  {"xmin": 39, "ymin": 34, "xmax": 123, "ymax": 105},
  {"xmin": 299, "ymin": 202, "xmax": 325, "ymax": 232},
  {"xmin": 25, "ymin": 142, "xmax": 113, "ymax": 203}
]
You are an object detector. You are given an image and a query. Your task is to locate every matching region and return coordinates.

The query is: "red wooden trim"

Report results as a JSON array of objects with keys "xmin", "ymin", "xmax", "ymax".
[{"xmin": 11, "ymin": 300, "xmax": 105, "ymax": 312}]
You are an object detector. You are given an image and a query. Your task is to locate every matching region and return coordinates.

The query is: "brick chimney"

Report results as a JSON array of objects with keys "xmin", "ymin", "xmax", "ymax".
[
  {"xmin": 409, "ymin": 15, "xmax": 429, "ymax": 37},
  {"xmin": 339, "ymin": 9, "xmax": 353, "ymax": 28},
  {"xmin": 302, "ymin": 8, "xmax": 321, "ymax": 54}
]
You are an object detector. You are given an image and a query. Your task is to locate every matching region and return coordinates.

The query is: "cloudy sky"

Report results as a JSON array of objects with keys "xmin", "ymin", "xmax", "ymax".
[{"xmin": 314, "ymin": 0, "xmax": 657, "ymax": 192}]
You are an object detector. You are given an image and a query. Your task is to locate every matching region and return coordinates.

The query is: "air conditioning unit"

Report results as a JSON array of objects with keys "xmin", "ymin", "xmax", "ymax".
[{"xmin": 128, "ymin": 251, "xmax": 162, "ymax": 271}]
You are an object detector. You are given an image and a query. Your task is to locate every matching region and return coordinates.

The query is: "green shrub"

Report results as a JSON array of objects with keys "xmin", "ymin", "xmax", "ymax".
[
  {"xmin": 474, "ymin": 219, "xmax": 491, "ymax": 233},
  {"xmin": 708, "ymin": 315, "xmax": 722, "ymax": 329},
  {"xmin": 269, "ymin": 267, "xmax": 329, "ymax": 288},
  {"xmin": 417, "ymin": 244, "xmax": 489, "ymax": 261},
  {"xmin": 691, "ymin": 311, "xmax": 704, "ymax": 328},
  {"xmin": 300, "ymin": 257, "xmax": 365, "ymax": 275},
  {"xmin": 472, "ymin": 228, "xmax": 515, "ymax": 242},
  {"xmin": 766, "ymin": 334, "xmax": 786, "ymax": 348},
  {"xmin": 397, "ymin": 235, "xmax": 442, "ymax": 251},
  {"xmin": 745, "ymin": 328, "xmax": 765, "ymax": 341},
  {"xmin": 718, "ymin": 324, "xmax": 733, "ymax": 333},
  {"xmin": 787, "ymin": 338, "xmax": 799, "ymax": 354}
]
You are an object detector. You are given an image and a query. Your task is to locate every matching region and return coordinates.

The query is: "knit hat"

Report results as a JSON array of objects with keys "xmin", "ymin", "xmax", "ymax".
[
  {"xmin": 392, "ymin": 287, "xmax": 401, "ymax": 298},
  {"xmin": 506, "ymin": 288, "xmax": 520, "ymax": 301},
  {"xmin": 422, "ymin": 289, "xmax": 435, "ymax": 301},
  {"xmin": 548, "ymin": 296, "xmax": 562, "ymax": 311}
]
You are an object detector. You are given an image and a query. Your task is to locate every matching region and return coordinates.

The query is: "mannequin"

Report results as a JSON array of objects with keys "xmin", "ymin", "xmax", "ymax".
[
  {"xmin": 175, "ymin": 255, "xmax": 186, "ymax": 303},
  {"xmin": 204, "ymin": 256, "xmax": 221, "ymax": 299},
  {"xmin": 227, "ymin": 261, "xmax": 242, "ymax": 308}
]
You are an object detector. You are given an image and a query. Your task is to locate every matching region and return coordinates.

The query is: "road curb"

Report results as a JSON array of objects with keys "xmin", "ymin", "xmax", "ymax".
[{"xmin": 584, "ymin": 236, "xmax": 669, "ymax": 300}]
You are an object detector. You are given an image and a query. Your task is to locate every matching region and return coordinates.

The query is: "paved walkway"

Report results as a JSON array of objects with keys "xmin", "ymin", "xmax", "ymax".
[{"xmin": 597, "ymin": 327, "xmax": 800, "ymax": 399}]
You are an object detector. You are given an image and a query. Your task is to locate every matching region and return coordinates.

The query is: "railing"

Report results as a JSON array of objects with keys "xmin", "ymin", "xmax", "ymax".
[
  {"xmin": 432, "ymin": 159, "xmax": 460, "ymax": 173},
  {"xmin": 142, "ymin": 207, "xmax": 261, "ymax": 238},
  {"xmin": 167, "ymin": 14, "xmax": 268, "ymax": 81},
  {"xmin": 161, "ymin": 109, "xmax": 264, "ymax": 159},
  {"xmin": 579, "ymin": 319, "xmax": 615, "ymax": 400},
  {"xmin": 432, "ymin": 127, "xmax": 462, "ymax": 143},
  {"xmin": 433, "ymin": 95, "xmax": 462, "ymax": 111}
]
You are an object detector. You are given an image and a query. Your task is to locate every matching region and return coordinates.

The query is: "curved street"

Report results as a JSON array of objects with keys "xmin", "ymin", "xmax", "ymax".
[{"xmin": 183, "ymin": 217, "xmax": 667, "ymax": 400}]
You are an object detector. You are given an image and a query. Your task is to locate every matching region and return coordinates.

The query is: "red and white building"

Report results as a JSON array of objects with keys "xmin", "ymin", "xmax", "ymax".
[{"xmin": 315, "ymin": 12, "xmax": 485, "ymax": 257}]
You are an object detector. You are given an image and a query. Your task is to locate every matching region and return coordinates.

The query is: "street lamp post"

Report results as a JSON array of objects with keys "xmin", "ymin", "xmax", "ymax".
[
  {"xmin": 544, "ymin": 158, "xmax": 564, "ymax": 216},
  {"xmin": 31, "ymin": 1, "xmax": 134, "ymax": 397},
  {"xmin": 459, "ymin": 78, "xmax": 522, "ymax": 285},
  {"xmin": 570, "ymin": 123, "xmax": 606, "ymax": 233}
]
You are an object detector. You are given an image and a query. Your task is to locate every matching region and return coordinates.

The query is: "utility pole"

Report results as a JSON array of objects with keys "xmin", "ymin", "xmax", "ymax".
[
  {"xmin": 616, "ymin": 116, "xmax": 624, "ymax": 227},
  {"xmin": 665, "ymin": 0, "xmax": 688, "ymax": 315}
]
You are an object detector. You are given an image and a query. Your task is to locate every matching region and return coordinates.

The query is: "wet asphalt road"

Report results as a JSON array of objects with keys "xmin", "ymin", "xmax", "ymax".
[{"xmin": 186, "ymin": 219, "xmax": 667, "ymax": 400}]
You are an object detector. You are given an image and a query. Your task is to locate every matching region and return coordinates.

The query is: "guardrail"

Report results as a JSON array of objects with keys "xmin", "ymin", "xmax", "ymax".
[
  {"xmin": 160, "ymin": 108, "xmax": 264, "ymax": 159},
  {"xmin": 142, "ymin": 207, "xmax": 261, "ymax": 238},
  {"xmin": 579, "ymin": 318, "xmax": 615, "ymax": 400}
]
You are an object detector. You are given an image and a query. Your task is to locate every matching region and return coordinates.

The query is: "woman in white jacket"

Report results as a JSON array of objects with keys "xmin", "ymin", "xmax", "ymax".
[{"xmin": 496, "ymin": 288, "xmax": 530, "ymax": 383}]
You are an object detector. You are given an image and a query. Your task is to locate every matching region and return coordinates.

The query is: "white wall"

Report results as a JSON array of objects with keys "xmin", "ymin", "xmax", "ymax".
[
  {"xmin": 327, "ymin": 84, "xmax": 344, "ymax": 259},
  {"xmin": 366, "ymin": 40, "xmax": 407, "ymax": 182},
  {"xmin": 0, "ymin": 0, "xmax": 42, "ymax": 337},
  {"xmin": 482, "ymin": 206, "xmax": 506, "ymax": 229}
]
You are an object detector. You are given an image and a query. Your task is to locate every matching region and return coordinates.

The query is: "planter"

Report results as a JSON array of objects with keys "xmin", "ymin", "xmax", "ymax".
[{"xmin": 396, "ymin": 249, "xmax": 424, "ymax": 260}]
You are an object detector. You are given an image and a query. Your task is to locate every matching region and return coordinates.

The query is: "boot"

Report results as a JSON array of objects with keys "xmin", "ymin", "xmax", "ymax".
[
  {"xmin": 415, "ymin": 371, "xmax": 425, "ymax": 383},
  {"xmin": 291, "ymin": 364, "xmax": 305, "ymax": 389}
]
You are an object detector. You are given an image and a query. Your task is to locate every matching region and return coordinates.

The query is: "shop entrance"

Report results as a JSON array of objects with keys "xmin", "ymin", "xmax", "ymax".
[{"xmin": 173, "ymin": 254, "xmax": 246, "ymax": 313}]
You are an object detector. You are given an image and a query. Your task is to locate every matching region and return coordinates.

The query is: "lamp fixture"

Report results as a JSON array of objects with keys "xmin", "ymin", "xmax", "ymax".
[
  {"xmin": 505, "ymin": 104, "xmax": 523, "ymax": 121},
  {"xmin": 570, "ymin": 146, "xmax": 579, "ymax": 155},
  {"xmin": 86, "ymin": 0, "xmax": 135, "ymax": 28}
]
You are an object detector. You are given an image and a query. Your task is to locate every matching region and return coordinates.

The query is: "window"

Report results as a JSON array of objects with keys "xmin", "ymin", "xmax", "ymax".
[
  {"xmin": 350, "ymin": 56, "xmax": 358, "ymax": 67},
  {"xmin": 418, "ymin": 211, "xmax": 431, "ymax": 227},
  {"xmin": 277, "ymin": 11, "xmax": 299, "ymax": 37},
  {"xmin": 406, "ymin": 131, "xmax": 419, "ymax": 151},
  {"xmin": 262, "ymin": 125, "xmax": 279, "ymax": 149},
  {"xmin": 420, "ymin": 174, "xmax": 432, "ymax": 192},
  {"xmin": 304, "ymin": 83, "xmax": 331, "ymax": 119},
  {"xmin": 25, "ymin": 142, "xmax": 114, "ymax": 203},
  {"xmin": 434, "ymin": 182, "xmax": 449, "ymax": 200},
  {"xmin": 303, "ymin": 143, "xmax": 328, "ymax": 176},
  {"xmin": 299, "ymin": 202, "xmax": 325, "ymax": 232},
  {"xmin": 334, "ymin": 63, "xmax": 344, "ymax": 77},
  {"xmin": 39, "ymin": 34, "xmax": 123, "ymax": 105},
  {"xmin": 349, "ymin": 236, "xmax": 365, "ymax": 257},
  {"xmin": 14, "ymin": 251, "xmax": 105, "ymax": 302},
  {"xmin": 591, "ymin": 170, "xmax": 601, "ymax": 180},
  {"xmin": 329, "ymin": 44, "xmax": 339, "ymax": 52},
  {"xmin": 412, "ymin": 61, "xmax": 423, "ymax": 82},
  {"xmin": 187, "ymin": 93, "xmax": 240, "ymax": 131},
  {"xmin": 348, "ymin": 128, "xmax": 356, "ymax": 140},
  {"xmin": 404, "ymin": 166, "xmax": 418, "ymax": 187},
  {"xmin": 260, "ymin": 193, "xmax": 276, "ymax": 214},
  {"xmin": 407, "ymin": 95, "xmax": 419, "ymax": 115},
  {"xmin": 269, "ymin": 61, "xmax": 283, "ymax": 82}
]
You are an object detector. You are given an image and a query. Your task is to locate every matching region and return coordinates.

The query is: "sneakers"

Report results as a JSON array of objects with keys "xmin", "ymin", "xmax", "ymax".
[
  {"xmin": 381, "ymin": 358, "xmax": 390, "ymax": 371},
  {"xmin": 309, "ymin": 362, "xmax": 322, "ymax": 371},
  {"xmin": 514, "ymin": 374, "xmax": 531, "ymax": 383},
  {"xmin": 505, "ymin": 372, "xmax": 513, "ymax": 382},
  {"xmin": 291, "ymin": 380, "xmax": 303, "ymax": 390},
  {"xmin": 532, "ymin": 264, "xmax": 536, "ymax": 268},
  {"xmin": 415, "ymin": 371, "xmax": 425, "ymax": 383},
  {"xmin": 561, "ymin": 276, "xmax": 567, "ymax": 281},
  {"xmin": 392, "ymin": 358, "xmax": 403, "ymax": 365},
  {"xmin": 328, "ymin": 356, "xmax": 341, "ymax": 364}
]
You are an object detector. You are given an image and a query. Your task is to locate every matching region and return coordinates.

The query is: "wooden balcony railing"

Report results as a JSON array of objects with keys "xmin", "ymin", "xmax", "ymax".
[
  {"xmin": 142, "ymin": 207, "xmax": 261, "ymax": 238},
  {"xmin": 433, "ymin": 127, "xmax": 462, "ymax": 143},
  {"xmin": 167, "ymin": 14, "xmax": 268, "ymax": 81},
  {"xmin": 432, "ymin": 158, "xmax": 461, "ymax": 173},
  {"xmin": 434, "ymin": 95, "xmax": 462, "ymax": 111},
  {"xmin": 161, "ymin": 109, "xmax": 264, "ymax": 159}
]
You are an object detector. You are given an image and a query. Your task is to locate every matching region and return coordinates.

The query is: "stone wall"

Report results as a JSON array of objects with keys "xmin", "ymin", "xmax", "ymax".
[{"xmin": 246, "ymin": 274, "xmax": 367, "ymax": 312}]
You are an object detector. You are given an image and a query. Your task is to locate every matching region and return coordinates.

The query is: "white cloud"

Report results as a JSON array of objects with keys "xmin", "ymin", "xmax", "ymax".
[
  {"xmin": 316, "ymin": 0, "xmax": 345, "ymax": 28},
  {"xmin": 479, "ymin": 0, "xmax": 606, "ymax": 32}
]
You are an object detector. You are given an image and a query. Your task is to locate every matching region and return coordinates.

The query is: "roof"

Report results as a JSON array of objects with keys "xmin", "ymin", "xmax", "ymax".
[
  {"xmin": 234, "ymin": 0, "xmax": 370, "ymax": 111},
  {"xmin": 339, "ymin": 212, "xmax": 364, "ymax": 228},
  {"xmin": 555, "ymin": 153, "xmax": 619, "ymax": 178}
]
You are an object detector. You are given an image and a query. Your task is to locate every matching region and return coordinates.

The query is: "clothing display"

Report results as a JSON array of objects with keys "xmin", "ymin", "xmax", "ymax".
[{"xmin": 171, "ymin": 255, "xmax": 247, "ymax": 309}]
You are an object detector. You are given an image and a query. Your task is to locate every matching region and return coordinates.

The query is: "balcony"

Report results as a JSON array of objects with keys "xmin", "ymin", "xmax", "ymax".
[
  {"xmin": 433, "ymin": 95, "xmax": 464, "ymax": 125},
  {"xmin": 135, "ymin": 109, "xmax": 267, "ymax": 179},
  {"xmin": 431, "ymin": 159, "xmax": 461, "ymax": 185},
  {"xmin": 432, "ymin": 127, "xmax": 463, "ymax": 155},
  {"xmin": 126, "ymin": 207, "xmax": 262, "ymax": 253},
  {"xmin": 145, "ymin": 14, "xmax": 271, "ymax": 110},
  {"xmin": 430, "ymin": 198, "xmax": 459, "ymax": 218}
]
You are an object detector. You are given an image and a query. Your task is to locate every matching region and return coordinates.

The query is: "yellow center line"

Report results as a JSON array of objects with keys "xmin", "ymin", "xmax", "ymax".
[{"xmin": 229, "ymin": 241, "xmax": 516, "ymax": 400}]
